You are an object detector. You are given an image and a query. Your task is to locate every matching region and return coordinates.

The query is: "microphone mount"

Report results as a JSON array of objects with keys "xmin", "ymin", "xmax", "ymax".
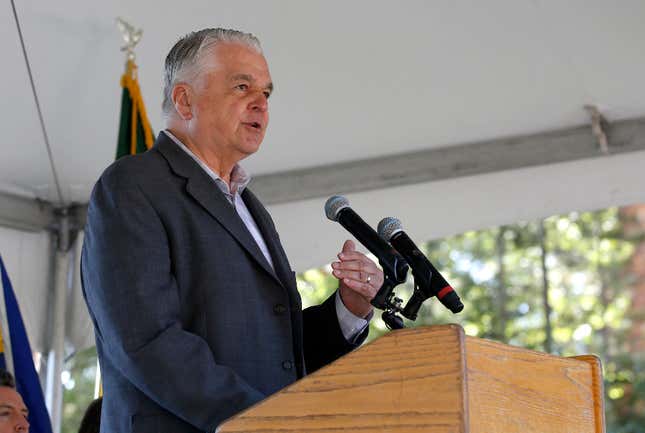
[
  {"xmin": 370, "ymin": 261, "xmax": 408, "ymax": 330},
  {"xmin": 379, "ymin": 217, "xmax": 464, "ymax": 319}
]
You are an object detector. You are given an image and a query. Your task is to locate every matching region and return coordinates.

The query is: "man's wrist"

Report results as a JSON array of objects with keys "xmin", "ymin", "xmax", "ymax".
[{"xmin": 335, "ymin": 291, "xmax": 372, "ymax": 342}]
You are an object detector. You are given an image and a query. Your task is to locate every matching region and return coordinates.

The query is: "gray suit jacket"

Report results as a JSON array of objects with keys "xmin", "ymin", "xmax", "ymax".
[{"xmin": 81, "ymin": 133, "xmax": 366, "ymax": 433}]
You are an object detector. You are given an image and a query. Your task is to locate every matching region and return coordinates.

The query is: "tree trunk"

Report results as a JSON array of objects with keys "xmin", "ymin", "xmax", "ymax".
[
  {"xmin": 495, "ymin": 227, "xmax": 508, "ymax": 342},
  {"xmin": 620, "ymin": 204, "xmax": 645, "ymax": 358},
  {"xmin": 537, "ymin": 220, "xmax": 553, "ymax": 353}
]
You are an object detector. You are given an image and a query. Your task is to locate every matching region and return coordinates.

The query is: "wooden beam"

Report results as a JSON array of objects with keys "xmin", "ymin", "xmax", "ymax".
[{"xmin": 250, "ymin": 116, "xmax": 645, "ymax": 204}]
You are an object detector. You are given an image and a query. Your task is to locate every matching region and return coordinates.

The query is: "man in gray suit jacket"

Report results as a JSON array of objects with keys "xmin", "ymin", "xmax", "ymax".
[{"xmin": 81, "ymin": 28, "xmax": 384, "ymax": 432}]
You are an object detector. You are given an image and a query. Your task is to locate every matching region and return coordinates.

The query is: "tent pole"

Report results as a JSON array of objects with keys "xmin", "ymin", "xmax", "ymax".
[{"xmin": 44, "ymin": 209, "xmax": 72, "ymax": 433}]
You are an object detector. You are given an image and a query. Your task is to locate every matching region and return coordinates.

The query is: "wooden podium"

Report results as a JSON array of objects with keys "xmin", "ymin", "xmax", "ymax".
[{"xmin": 218, "ymin": 325, "xmax": 605, "ymax": 432}]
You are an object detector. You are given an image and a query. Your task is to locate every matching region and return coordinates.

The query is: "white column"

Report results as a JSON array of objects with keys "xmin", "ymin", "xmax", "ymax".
[{"xmin": 45, "ymin": 211, "xmax": 72, "ymax": 433}]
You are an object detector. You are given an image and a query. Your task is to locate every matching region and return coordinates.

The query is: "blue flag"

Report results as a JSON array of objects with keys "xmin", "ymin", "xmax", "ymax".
[{"xmin": 0, "ymin": 254, "xmax": 53, "ymax": 433}]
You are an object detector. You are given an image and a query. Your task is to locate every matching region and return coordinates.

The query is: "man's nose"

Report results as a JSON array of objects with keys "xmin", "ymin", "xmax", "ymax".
[
  {"xmin": 16, "ymin": 416, "xmax": 29, "ymax": 432},
  {"xmin": 249, "ymin": 91, "xmax": 268, "ymax": 112}
]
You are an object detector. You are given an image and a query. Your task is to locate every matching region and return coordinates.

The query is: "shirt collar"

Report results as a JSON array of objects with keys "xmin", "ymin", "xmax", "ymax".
[{"xmin": 163, "ymin": 129, "xmax": 252, "ymax": 196}]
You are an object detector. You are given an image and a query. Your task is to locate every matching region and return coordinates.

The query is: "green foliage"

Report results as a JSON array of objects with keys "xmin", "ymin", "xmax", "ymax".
[
  {"xmin": 61, "ymin": 346, "xmax": 98, "ymax": 433},
  {"xmin": 604, "ymin": 356, "xmax": 645, "ymax": 433},
  {"xmin": 298, "ymin": 267, "xmax": 339, "ymax": 308}
]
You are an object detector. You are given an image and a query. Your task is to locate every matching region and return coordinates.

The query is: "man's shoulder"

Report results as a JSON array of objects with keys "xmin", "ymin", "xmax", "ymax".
[
  {"xmin": 104, "ymin": 148, "xmax": 164, "ymax": 177},
  {"xmin": 88, "ymin": 149, "xmax": 175, "ymax": 210},
  {"xmin": 98, "ymin": 148, "xmax": 168, "ymax": 188}
]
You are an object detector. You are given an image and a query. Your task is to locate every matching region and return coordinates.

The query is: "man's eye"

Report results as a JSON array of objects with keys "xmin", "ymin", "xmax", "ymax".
[
  {"xmin": 235, "ymin": 84, "xmax": 249, "ymax": 91},
  {"xmin": 263, "ymin": 91, "xmax": 271, "ymax": 99}
]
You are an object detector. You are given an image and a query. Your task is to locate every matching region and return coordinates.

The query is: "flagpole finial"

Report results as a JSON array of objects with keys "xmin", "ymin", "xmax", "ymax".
[{"xmin": 116, "ymin": 17, "xmax": 143, "ymax": 62}]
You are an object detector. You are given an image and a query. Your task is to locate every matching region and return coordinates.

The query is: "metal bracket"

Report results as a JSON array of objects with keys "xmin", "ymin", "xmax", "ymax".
[{"xmin": 584, "ymin": 105, "xmax": 610, "ymax": 155}]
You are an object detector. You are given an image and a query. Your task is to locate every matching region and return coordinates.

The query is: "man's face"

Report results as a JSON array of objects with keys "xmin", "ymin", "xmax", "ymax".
[
  {"xmin": 188, "ymin": 42, "xmax": 273, "ymax": 161},
  {"xmin": 0, "ymin": 387, "xmax": 29, "ymax": 432}
]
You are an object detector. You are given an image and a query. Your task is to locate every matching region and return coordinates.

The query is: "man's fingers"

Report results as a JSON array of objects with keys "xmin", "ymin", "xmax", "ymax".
[
  {"xmin": 334, "ymin": 244, "xmax": 384, "ymax": 303},
  {"xmin": 337, "ymin": 250, "xmax": 368, "ymax": 261},
  {"xmin": 333, "ymin": 262, "xmax": 363, "ymax": 274},
  {"xmin": 341, "ymin": 239, "xmax": 355, "ymax": 254},
  {"xmin": 341, "ymin": 278, "xmax": 376, "ymax": 300},
  {"xmin": 332, "ymin": 259, "xmax": 375, "ymax": 273},
  {"xmin": 333, "ymin": 268, "xmax": 369, "ymax": 283}
]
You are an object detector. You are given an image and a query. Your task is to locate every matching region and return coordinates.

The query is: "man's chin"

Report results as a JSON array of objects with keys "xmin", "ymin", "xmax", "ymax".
[
  {"xmin": 246, "ymin": 134, "xmax": 265, "ymax": 149},
  {"xmin": 238, "ymin": 141, "xmax": 263, "ymax": 158}
]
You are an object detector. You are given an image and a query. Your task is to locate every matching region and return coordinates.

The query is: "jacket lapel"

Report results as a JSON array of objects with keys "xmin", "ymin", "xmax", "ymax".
[
  {"xmin": 155, "ymin": 133, "xmax": 281, "ymax": 286},
  {"xmin": 241, "ymin": 189, "xmax": 299, "ymax": 297}
]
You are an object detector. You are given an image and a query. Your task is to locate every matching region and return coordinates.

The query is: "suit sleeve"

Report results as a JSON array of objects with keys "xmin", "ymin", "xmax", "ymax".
[
  {"xmin": 81, "ymin": 170, "xmax": 264, "ymax": 431},
  {"xmin": 301, "ymin": 291, "xmax": 369, "ymax": 374}
]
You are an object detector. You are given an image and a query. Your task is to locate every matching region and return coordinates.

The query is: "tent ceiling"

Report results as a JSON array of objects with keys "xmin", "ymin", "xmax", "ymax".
[
  {"xmin": 1, "ymin": 3, "xmax": 55, "ymax": 200},
  {"xmin": 3, "ymin": 1, "xmax": 645, "ymax": 205}
]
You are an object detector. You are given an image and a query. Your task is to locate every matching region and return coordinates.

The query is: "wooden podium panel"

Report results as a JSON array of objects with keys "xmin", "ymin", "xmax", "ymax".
[
  {"xmin": 218, "ymin": 325, "xmax": 605, "ymax": 433},
  {"xmin": 465, "ymin": 337, "xmax": 605, "ymax": 433}
]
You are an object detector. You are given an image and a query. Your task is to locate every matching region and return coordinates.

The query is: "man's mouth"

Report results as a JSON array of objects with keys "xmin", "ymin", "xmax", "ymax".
[{"xmin": 244, "ymin": 122, "xmax": 262, "ymax": 130}]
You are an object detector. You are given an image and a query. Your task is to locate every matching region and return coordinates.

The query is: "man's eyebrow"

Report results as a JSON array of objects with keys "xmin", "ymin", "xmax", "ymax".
[
  {"xmin": 230, "ymin": 73, "xmax": 254, "ymax": 83},
  {"xmin": 230, "ymin": 74, "xmax": 273, "ymax": 92},
  {"xmin": 0, "ymin": 403, "xmax": 27, "ymax": 414}
]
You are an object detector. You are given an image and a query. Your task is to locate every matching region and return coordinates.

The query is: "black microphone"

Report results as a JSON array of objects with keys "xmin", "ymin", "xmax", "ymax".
[
  {"xmin": 324, "ymin": 196, "xmax": 409, "ymax": 301},
  {"xmin": 378, "ymin": 217, "xmax": 464, "ymax": 318}
]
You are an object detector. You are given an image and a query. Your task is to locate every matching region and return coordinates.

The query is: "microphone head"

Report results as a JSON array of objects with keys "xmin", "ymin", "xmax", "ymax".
[
  {"xmin": 324, "ymin": 195, "xmax": 350, "ymax": 221},
  {"xmin": 377, "ymin": 217, "xmax": 403, "ymax": 241}
]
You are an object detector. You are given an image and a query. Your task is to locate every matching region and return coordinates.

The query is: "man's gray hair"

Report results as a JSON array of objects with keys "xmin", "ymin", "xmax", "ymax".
[{"xmin": 162, "ymin": 28, "xmax": 262, "ymax": 116}]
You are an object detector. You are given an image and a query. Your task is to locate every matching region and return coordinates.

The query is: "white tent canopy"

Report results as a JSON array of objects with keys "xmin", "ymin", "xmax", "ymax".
[{"xmin": 1, "ymin": 2, "xmax": 645, "ymax": 427}]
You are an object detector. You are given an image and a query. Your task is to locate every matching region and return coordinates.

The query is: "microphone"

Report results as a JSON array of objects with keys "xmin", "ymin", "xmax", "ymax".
[
  {"xmin": 378, "ymin": 217, "xmax": 463, "ymax": 318},
  {"xmin": 324, "ymin": 196, "xmax": 409, "ymax": 302}
]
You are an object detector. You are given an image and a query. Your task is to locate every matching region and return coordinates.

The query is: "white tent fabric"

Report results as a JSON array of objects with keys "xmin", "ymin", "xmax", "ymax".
[
  {"xmin": 4, "ymin": 1, "xmax": 645, "ymax": 204},
  {"xmin": 0, "ymin": 227, "xmax": 50, "ymax": 354},
  {"xmin": 0, "ymin": 227, "xmax": 93, "ymax": 356}
]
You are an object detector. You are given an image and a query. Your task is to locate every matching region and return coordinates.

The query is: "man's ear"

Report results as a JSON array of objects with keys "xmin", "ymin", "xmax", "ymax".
[{"xmin": 172, "ymin": 84, "xmax": 193, "ymax": 120}]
